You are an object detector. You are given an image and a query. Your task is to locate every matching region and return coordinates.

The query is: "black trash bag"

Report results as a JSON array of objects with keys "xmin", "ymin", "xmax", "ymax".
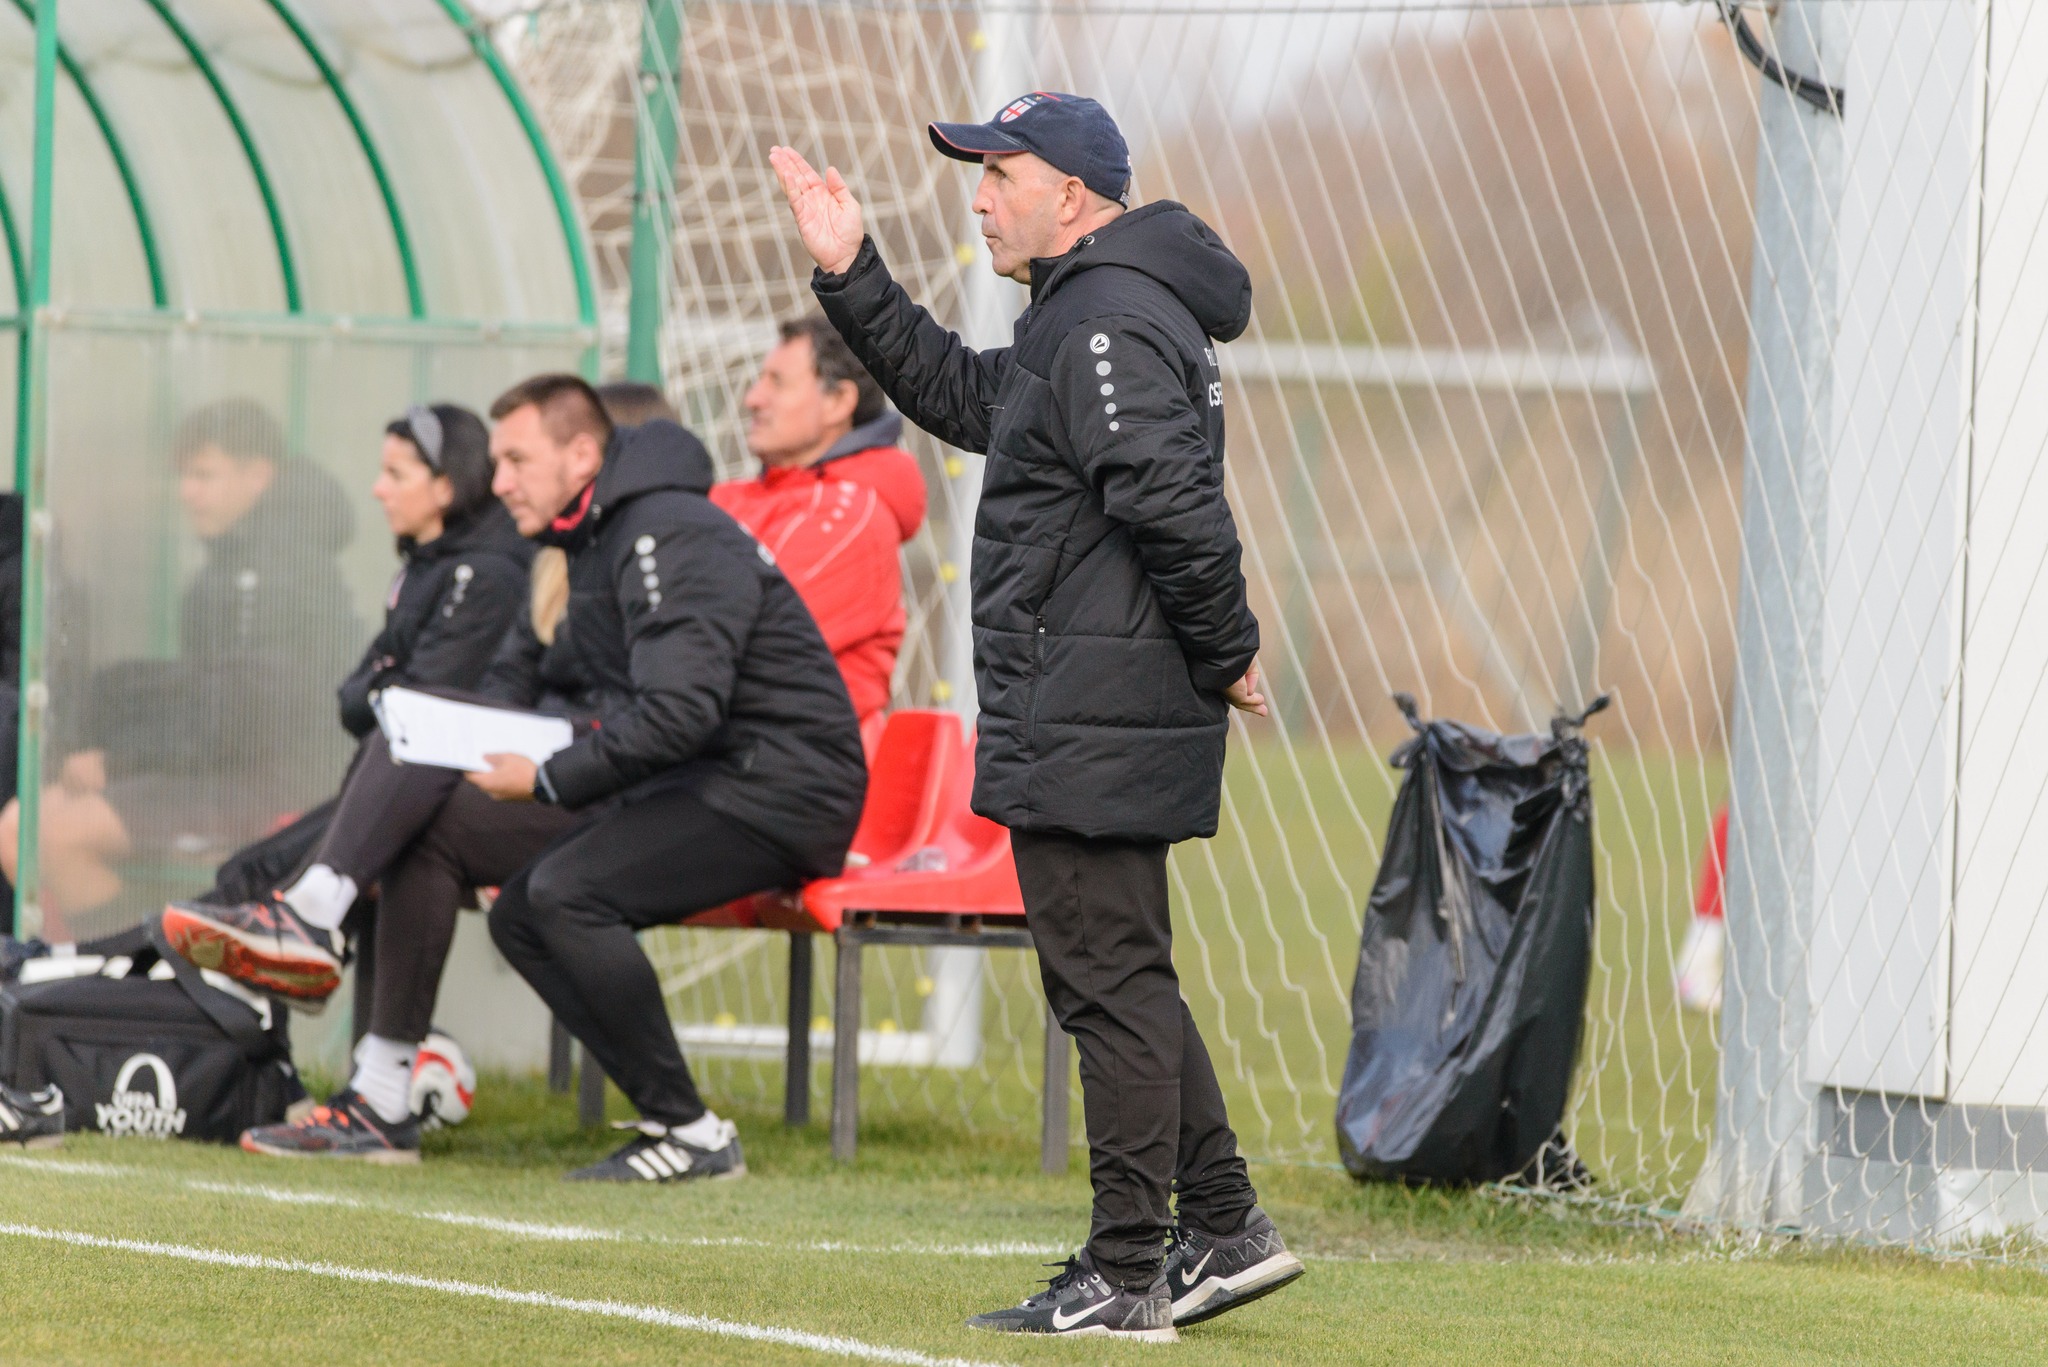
[{"xmin": 1336, "ymin": 692, "xmax": 1606, "ymax": 1185}]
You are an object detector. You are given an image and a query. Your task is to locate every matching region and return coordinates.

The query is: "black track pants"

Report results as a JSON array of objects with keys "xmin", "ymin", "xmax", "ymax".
[
  {"xmin": 487, "ymin": 784, "xmax": 809, "ymax": 1127},
  {"xmin": 1012, "ymin": 829, "xmax": 1258, "ymax": 1289},
  {"xmin": 316, "ymin": 734, "xmax": 464, "ymax": 888},
  {"xmin": 365, "ymin": 781, "xmax": 581, "ymax": 1042}
]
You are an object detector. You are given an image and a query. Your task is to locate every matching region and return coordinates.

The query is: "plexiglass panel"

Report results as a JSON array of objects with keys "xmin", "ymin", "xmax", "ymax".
[
  {"xmin": 175, "ymin": 0, "xmax": 416, "ymax": 316},
  {"xmin": 0, "ymin": 4, "xmax": 156, "ymax": 310},
  {"xmin": 294, "ymin": 0, "xmax": 585, "ymax": 323},
  {"xmin": 28, "ymin": 319, "xmax": 586, "ymax": 942},
  {"xmin": 55, "ymin": 0, "xmax": 289, "ymax": 311}
]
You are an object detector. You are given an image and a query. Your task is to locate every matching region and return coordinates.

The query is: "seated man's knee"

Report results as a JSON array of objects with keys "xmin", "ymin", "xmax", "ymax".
[
  {"xmin": 486, "ymin": 872, "xmax": 540, "ymax": 950},
  {"xmin": 521, "ymin": 853, "xmax": 593, "ymax": 925}
]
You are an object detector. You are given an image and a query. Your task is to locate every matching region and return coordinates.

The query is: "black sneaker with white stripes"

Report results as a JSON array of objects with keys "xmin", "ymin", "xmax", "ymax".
[
  {"xmin": 965, "ymin": 1251, "xmax": 1177, "ymax": 1341},
  {"xmin": 568, "ymin": 1119, "xmax": 746, "ymax": 1183},
  {"xmin": 1163, "ymin": 1205, "xmax": 1305, "ymax": 1326},
  {"xmin": 0, "ymin": 1082, "xmax": 64, "ymax": 1149}
]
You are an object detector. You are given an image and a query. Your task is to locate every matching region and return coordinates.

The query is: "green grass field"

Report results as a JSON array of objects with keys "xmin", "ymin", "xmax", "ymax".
[
  {"xmin": 3, "ymin": 1076, "xmax": 2047, "ymax": 1365},
  {"xmin": 652, "ymin": 742, "xmax": 1726, "ymax": 1205}
]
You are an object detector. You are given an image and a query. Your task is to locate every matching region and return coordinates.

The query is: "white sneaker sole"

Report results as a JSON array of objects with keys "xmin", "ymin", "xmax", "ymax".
[
  {"xmin": 1171, "ymin": 1251, "xmax": 1306, "ymax": 1326},
  {"xmin": 1062, "ymin": 1325, "xmax": 1179, "ymax": 1342}
]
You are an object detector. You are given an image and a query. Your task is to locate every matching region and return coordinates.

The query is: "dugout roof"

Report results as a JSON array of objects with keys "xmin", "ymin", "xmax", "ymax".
[{"xmin": 0, "ymin": 0, "xmax": 593, "ymax": 326}]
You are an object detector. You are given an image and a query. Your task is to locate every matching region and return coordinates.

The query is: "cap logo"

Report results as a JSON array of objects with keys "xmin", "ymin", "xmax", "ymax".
[{"xmin": 997, "ymin": 91, "xmax": 1059, "ymax": 123}]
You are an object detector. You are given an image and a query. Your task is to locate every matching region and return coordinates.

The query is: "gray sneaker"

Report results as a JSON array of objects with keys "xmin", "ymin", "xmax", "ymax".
[
  {"xmin": 1164, "ymin": 1205, "xmax": 1305, "ymax": 1326},
  {"xmin": 966, "ymin": 1250, "xmax": 1177, "ymax": 1341}
]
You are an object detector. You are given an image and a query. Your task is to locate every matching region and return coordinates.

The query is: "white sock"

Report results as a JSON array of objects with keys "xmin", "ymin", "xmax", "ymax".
[
  {"xmin": 350, "ymin": 1034, "xmax": 417, "ymax": 1125},
  {"xmin": 283, "ymin": 864, "xmax": 358, "ymax": 931},
  {"xmin": 669, "ymin": 1110, "xmax": 729, "ymax": 1150}
]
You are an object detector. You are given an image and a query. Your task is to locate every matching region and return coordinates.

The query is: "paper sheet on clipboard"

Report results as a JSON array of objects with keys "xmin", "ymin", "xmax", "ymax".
[{"xmin": 373, "ymin": 687, "xmax": 574, "ymax": 773}]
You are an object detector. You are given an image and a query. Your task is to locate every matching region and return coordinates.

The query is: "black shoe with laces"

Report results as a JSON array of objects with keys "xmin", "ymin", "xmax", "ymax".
[
  {"xmin": 567, "ymin": 1119, "xmax": 746, "ymax": 1183},
  {"xmin": 239, "ymin": 1088, "xmax": 420, "ymax": 1164},
  {"xmin": 1163, "ymin": 1205, "xmax": 1305, "ymax": 1326},
  {"xmin": 965, "ymin": 1250, "xmax": 1177, "ymax": 1341},
  {"xmin": 0, "ymin": 1082, "xmax": 64, "ymax": 1148}
]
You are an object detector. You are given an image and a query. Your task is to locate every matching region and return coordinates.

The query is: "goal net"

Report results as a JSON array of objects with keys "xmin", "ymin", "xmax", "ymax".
[{"xmin": 498, "ymin": 0, "xmax": 2048, "ymax": 1250}]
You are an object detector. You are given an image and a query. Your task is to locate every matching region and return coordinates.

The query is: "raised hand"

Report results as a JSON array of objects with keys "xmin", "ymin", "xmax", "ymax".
[{"xmin": 768, "ymin": 146, "xmax": 865, "ymax": 276}]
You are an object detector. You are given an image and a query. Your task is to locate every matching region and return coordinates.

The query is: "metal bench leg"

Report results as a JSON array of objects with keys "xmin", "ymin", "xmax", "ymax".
[
  {"xmin": 785, "ymin": 932, "xmax": 812, "ymax": 1127},
  {"xmin": 577, "ymin": 1043, "xmax": 606, "ymax": 1127},
  {"xmin": 548, "ymin": 1017, "xmax": 573, "ymax": 1094},
  {"xmin": 830, "ymin": 928, "xmax": 862, "ymax": 1162},
  {"xmin": 1041, "ymin": 1000, "xmax": 1071, "ymax": 1175}
]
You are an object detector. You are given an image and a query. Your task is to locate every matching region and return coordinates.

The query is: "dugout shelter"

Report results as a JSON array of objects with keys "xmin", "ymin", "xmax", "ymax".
[{"xmin": 0, "ymin": 0, "xmax": 596, "ymax": 963}]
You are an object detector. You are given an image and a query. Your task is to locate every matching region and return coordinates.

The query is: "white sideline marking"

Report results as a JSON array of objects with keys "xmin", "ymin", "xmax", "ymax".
[
  {"xmin": 88, "ymin": 1171, "xmax": 1067, "ymax": 1257},
  {"xmin": 0, "ymin": 1155, "xmax": 136, "ymax": 1177},
  {"xmin": 0, "ymin": 1222, "xmax": 1005, "ymax": 1367},
  {"xmin": 188, "ymin": 1180, "xmax": 356, "ymax": 1207},
  {"xmin": 419, "ymin": 1210, "xmax": 621, "ymax": 1242}
]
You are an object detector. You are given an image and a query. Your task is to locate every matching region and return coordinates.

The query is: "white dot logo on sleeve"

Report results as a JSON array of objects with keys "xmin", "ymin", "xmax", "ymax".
[
  {"xmin": 1089, "ymin": 333, "xmax": 1110, "ymax": 354},
  {"xmin": 1100, "ymin": 383, "xmax": 1114, "ymax": 396},
  {"xmin": 1096, "ymin": 360, "xmax": 1111, "ymax": 377},
  {"xmin": 634, "ymin": 534, "xmax": 655, "ymax": 555}
]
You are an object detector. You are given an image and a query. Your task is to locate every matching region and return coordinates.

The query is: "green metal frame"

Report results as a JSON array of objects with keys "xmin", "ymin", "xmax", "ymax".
[
  {"xmin": 2, "ymin": 0, "xmax": 166, "ymax": 307},
  {"xmin": 136, "ymin": 0, "xmax": 302, "ymax": 312},
  {"xmin": 432, "ymin": 0, "xmax": 599, "ymax": 335},
  {"xmin": 0, "ymin": 182, "xmax": 21, "ymax": 304},
  {"xmin": 14, "ymin": 0, "xmax": 56, "ymax": 938},
  {"xmin": 627, "ymin": 0, "xmax": 683, "ymax": 383},
  {"xmin": 257, "ymin": 0, "xmax": 424, "ymax": 317},
  {"xmin": 1, "ymin": 179, "xmax": 25, "ymax": 517}
]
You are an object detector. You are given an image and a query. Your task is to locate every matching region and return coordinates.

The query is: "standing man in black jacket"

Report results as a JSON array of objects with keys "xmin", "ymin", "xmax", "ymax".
[{"xmin": 772, "ymin": 94, "xmax": 1302, "ymax": 1341}]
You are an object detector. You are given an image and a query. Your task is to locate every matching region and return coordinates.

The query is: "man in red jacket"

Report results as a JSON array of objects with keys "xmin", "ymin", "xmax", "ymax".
[{"xmin": 712, "ymin": 315, "xmax": 927, "ymax": 727}]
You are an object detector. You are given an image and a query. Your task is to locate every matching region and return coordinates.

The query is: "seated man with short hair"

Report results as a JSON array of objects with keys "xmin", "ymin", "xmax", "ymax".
[
  {"xmin": 181, "ymin": 376, "xmax": 867, "ymax": 1175},
  {"xmin": 712, "ymin": 315, "xmax": 926, "ymax": 728}
]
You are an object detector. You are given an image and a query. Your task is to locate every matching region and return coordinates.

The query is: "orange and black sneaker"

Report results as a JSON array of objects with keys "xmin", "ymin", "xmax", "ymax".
[
  {"xmin": 240, "ymin": 1088, "xmax": 420, "ymax": 1164},
  {"xmin": 160, "ymin": 895, "xmax": 344, "ymax": 1004}
]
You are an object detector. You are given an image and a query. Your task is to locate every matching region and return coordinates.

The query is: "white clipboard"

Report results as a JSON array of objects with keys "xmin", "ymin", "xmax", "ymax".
[{"xmin": 372, "ymin": 687, "xmax": 574, "ymax": 773}]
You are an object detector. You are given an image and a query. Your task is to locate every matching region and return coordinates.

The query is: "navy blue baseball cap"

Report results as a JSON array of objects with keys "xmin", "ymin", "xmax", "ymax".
[{"xmin": 929, "ymin": 92, "xmax": 1132, "ymax": 206}]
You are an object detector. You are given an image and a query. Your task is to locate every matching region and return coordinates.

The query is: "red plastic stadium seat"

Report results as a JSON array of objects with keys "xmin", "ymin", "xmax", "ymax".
[
  {"xmin": 798, "ymin": 726, "xmax": 1024, "ymax": 930},
  {"xmin": 680, "ymin": 709, "xmax": 964, "ymax": 930}
]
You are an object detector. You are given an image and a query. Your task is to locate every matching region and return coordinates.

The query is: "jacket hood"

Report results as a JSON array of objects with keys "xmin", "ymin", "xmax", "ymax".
[
  {"xmin": 595, "ymin": 419, "xmax": 715, "ymax": 508},
  {"xmin": 1032, "ymin": 200, "xmax": 1252, "ymax": 343},
  {"xmin": 214, "ymin": 458, "xmax": 354, "ymax": 556},
  {"xmin": 818, "ymin": 411, "xmax": 904, "ymax": 465},
  {"xmin": 403, "ymin": 497, "xmax": 531, "ymax": 565}
]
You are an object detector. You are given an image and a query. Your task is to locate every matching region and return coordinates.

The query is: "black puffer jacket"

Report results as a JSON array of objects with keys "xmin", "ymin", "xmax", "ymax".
[
  {"xmin": 481, "ymin": 420, "xmax": 867, "ymax": 876},
  {"xmin": 816, "ymin": 201, "xmax": 1260, "ymax": 842},
  {"xmin": 336, "ymin": 502, "xmax": 532, "ymax": 738}
]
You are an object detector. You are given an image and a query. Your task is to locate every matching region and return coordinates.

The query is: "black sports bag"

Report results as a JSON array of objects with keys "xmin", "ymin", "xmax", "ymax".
[{"xmin": 0, "ymin": 925, "xmax": 304, "ymax": 1142}]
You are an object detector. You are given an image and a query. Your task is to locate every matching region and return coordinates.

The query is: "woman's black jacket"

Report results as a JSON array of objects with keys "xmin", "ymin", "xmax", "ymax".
[{"xmin": 336, "ymin": 502, "xmax": 533, "ymax": 738}]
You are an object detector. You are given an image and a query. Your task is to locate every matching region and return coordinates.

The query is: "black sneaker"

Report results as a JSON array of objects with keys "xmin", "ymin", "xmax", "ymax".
[
  {"xmin": 240, "ymin": 1089, "xmax": 420, "ymax": 1164},
  {"xmin": 0, "ymin": 1082, "xmax": 64, "ymax": 1149},
  {"xmin": 567, "ymin": 1120, "xmax": 746, "ymax": 1183},
  {"xmin": 161, "ymin": 895, "xmax": 344, "ymax": 1004},
  {"xmin": 966, "ymin": 1251, "xmax": 1177, "ymax": 1341},
  {"xmin": 1164, "ymin": 1206, "xmax": 1305, "ymax": 1326}
]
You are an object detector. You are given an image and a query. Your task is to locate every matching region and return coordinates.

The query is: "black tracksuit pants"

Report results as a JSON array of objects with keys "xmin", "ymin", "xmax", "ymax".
[
  {"xmin": 484, "ymin": 782, "xmax": 809, "ymax": 1127},
  {"xmin": 1011, "ymin": 830, "xmax": 1258, "ymax": 1288}
]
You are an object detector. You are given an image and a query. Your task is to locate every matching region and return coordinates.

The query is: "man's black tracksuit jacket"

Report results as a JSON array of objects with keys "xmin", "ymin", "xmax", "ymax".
[{"xmin": 814, "ymin": 200, "xmax": 1264, "ymax": 1282}]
